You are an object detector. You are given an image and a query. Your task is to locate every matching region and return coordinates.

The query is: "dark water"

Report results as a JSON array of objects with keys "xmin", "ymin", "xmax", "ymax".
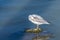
[{"xmin": 0, "ymin": 0, "xmax": 60, "ymax": 40}]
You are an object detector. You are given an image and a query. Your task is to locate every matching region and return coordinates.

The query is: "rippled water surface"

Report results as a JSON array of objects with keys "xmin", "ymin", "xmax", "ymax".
[{"xmin": 0, "ymin": 0, "xmax": 60, "ymax": 40}]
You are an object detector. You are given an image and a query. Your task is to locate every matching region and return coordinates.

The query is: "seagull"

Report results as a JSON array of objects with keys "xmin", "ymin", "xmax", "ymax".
[
  {"xmin": 26, "ymin": 14, "xmax": 50, "ymax": 40},
  {"xmin": 28, "ymin": 14, "xmax": 49, "ymax": 28},
  {"xmin": 26, "ymin": 14, "xmax": 50, "ymax": 33}
]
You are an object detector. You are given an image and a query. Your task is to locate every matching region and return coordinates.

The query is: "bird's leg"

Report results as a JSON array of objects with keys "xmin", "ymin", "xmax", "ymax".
[
  {"xmin": 37, "ymin": 24, "xmax": 39, "ymax": 28},
  {"xmin": 36, "ymin": 25, "xmax": 39, "ymax": 40}
]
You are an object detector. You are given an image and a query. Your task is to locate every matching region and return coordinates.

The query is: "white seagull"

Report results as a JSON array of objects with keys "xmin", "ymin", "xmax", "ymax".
[{"xmin": 28, "ymin": 14, "xmax": 49, "ymax": 27}]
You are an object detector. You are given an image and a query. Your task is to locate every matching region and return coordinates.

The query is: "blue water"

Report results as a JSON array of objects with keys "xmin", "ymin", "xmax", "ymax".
[{"xmin": 0, "ymin": 0, "xmax": 60, "ymax": 40}]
